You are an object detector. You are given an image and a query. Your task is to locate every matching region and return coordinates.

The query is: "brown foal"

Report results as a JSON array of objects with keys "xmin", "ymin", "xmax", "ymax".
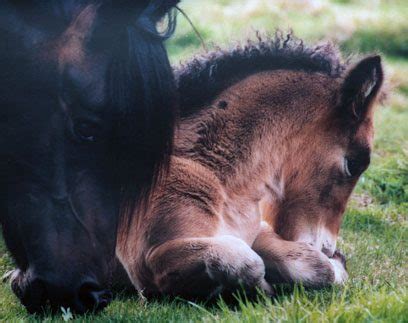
[{"xmin": 116, "ymin": 35, "xmax": 384, "ymax": 299}]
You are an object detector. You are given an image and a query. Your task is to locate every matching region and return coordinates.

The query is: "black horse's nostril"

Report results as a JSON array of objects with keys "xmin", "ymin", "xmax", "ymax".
[
  {"xmin": 18, "ymin": 279, "xmax": 111, "ymax": 314},
  {"xmin": 78, "ymin": 282, "xmax": 113, "ymax": 312},
  {"xmin": 12, "ymin": 273, "xmax": 112, "ymax": 314},
  {"xmin": 17, "ymin": 278, "xmax": 48, "ymax": 314}
]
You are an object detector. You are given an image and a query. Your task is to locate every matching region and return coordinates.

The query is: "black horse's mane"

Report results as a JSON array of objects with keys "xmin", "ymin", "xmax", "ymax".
[
  {"xmin": 176, "ymin": 32, "xmax": 348, "ymax": 118},
  {"xmin": 105, "ymin": 1, "xmax": 180, "ymax": 216}
]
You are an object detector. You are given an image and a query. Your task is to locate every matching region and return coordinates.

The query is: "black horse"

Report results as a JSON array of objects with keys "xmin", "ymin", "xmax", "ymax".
[{"xmin": 0, "ymin": 0, "xmax": 179, "ymax": 314}]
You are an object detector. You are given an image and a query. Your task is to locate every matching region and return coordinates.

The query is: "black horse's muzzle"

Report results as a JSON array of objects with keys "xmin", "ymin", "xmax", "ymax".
[{"xmin": 8, "ymin": 269, "xmax": 112, "ymax": 314}]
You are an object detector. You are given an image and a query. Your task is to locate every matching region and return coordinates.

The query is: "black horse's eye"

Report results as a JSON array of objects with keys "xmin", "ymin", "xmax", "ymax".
[{"xmin": 73, "ymin": 121, "xmax": 100, "ymax": 143}]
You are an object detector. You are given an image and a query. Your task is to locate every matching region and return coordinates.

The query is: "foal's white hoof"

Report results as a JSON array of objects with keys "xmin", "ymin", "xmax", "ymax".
[{"xmin": 329, "ymin": 258, "xmax": 348, "ymax": 284}]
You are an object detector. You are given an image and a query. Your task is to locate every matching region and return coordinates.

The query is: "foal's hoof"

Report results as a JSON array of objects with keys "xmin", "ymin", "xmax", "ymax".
[
  {"xmin": 329, "ymin": 250, "xmax": 348, "ymax": 285},
  {"xmin": 332, "ymin": 250, "xmax": 347, "ymax": 271},
  {"xmin": 259, "ymin": 278, "xmax": 276, "ymax": 298}
]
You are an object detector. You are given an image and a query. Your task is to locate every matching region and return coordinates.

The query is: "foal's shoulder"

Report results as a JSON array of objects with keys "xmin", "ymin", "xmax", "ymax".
[
  {"xmin": 167, "ymin": 156, "xmax": 223, "ymax": 193},
  {"xmin": 153, "ymin": 156, "xmax": 225, "ymax": 213}
]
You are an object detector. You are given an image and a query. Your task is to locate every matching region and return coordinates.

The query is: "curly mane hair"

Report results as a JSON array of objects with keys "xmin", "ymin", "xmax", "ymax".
[{"xmin": 176, "ymin": 32, "xmax": 348, "ymax": 118}]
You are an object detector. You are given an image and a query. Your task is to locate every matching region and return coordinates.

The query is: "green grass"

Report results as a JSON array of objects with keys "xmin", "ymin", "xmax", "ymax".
[{"xmin": 1, "ymin": 0, "xmax": 407, "ymax": 321}]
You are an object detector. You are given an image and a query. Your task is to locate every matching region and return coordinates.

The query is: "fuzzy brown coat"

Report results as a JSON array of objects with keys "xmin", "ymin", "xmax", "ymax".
[{"xmin": 117, "ymin": 36, "xmax": 383, "ymax": 299}]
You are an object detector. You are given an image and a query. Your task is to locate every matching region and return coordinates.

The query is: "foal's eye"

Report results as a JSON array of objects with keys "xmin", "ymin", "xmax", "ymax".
[
  {"xmin": 343, "ymin": 157, "xmax": 360, "ymax": 178},
  {"xmin": 73, "ymin": 121, "xmax": 100, "ymax": 143}
]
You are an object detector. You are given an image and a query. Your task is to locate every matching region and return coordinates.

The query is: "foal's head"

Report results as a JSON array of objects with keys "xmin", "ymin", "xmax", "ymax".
[
  {"xmin": 264, "ymin": 56, "xmax": 383, "ymax": 256},
  {"xmin": 176, "ymin": 34, "xmax": 383, "ymax": 257},
  {"xmin": 1, "ymin": 0, "xmax": 178, "ymax": 313}
]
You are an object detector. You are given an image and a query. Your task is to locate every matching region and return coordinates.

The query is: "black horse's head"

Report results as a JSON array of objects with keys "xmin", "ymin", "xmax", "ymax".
[{"xmin": 0, "ymin": 0, "xmax": 179, "ymax": 314}]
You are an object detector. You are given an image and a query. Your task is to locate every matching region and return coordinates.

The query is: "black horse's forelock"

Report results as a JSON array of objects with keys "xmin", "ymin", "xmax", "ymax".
[{"xmin": 108, "ymin": 2, "xmax": 179, "ymax": 222}]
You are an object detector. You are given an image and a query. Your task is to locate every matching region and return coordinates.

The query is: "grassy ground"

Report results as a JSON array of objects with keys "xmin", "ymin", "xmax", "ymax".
[{"xmin": 1, "ymin": 0, "xmax": 407, "ymax": 321}]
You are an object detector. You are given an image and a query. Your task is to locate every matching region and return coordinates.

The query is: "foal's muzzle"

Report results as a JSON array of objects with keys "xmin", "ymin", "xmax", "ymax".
[{"xmin": 10, "ymin": 271, "xmax": 112, "ymax": 314}]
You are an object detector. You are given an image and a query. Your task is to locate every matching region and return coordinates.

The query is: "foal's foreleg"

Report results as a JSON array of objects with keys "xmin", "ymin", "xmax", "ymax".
[
  {"xmin": 146, "ymin": 235, "xmax": 273, "ymax": 299},
  {"xmin": 252, "ymin": 226, "xmax": 348, "ymax": 288}
]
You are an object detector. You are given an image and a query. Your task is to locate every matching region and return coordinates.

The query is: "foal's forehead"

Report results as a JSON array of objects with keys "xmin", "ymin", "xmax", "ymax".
[{"xmin": 252, "ymin": 70, "xmax": 338, "ymax": 94}]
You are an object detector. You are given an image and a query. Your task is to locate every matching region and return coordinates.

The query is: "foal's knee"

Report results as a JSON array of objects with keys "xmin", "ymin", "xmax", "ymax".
[
  {"xmin": 146, "ymin": 239, "xmax": 216, "ymax": 297},
  {"xmin": 269, "ymin": 245, "xmax": 348, "ymax": 288},
  {"xmin": 253, "ymin": 228, "xmax": 348, "ymax": 288},
  {"xmin": 146, "ymin": 236, "xmax": 273, "ymax": 298},
  {"xmin": 207, "ymin": 235, "xmax": 266, "ymax": 288}
]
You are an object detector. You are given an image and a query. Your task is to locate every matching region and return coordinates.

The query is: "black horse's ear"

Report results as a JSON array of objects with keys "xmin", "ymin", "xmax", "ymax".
[
  {"xmin": 99, "ymin": 0, "xmax": 180, "ymax": 23},
  {"xmin": 340, "ymin": 55, "xmax": 383, "ymax": 121},
  {"xmin": 98, "ymin": 1, "xmax": 148, "ymax": 22},
  {"xmin": 147, "ymin": 0, "xmax": 181, "ymax": 22}
]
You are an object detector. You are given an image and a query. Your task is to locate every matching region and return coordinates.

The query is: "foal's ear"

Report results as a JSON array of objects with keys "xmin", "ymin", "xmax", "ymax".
[{"xmin": 340, "ymin": 55, "xmax": 383, "ymax": 121}]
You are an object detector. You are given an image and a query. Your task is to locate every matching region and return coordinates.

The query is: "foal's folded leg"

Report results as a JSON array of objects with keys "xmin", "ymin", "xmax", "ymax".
[
  {"xmin": 252, "ymin": 225, "xmax": 348, "ymax": 288},
  {"xmin": 146, "ymin": 235, "xmax": 273, "ymax": 299}
]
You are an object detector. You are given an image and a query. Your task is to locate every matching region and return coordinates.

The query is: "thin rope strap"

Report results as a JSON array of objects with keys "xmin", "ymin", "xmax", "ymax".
[{"xmin": 176, "ymin": 5, "xmax": 208, "ymax": 52}]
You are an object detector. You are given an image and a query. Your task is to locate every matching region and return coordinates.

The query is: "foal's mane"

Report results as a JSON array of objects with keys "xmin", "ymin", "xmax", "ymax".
[{"xmin": 176, "ymin": 32, "xmax": 347, "ymax": 117}]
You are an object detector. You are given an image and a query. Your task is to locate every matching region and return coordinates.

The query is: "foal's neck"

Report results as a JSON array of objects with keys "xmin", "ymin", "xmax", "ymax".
[{"xmin": 175, "ymin": 70, "xmax": 329, "ymax": 201}]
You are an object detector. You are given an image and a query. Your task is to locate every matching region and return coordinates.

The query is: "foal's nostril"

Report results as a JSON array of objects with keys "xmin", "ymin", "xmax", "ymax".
[{"xmin": 78, "ymin": 282, "xmax": 112, "ymax": 312}]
